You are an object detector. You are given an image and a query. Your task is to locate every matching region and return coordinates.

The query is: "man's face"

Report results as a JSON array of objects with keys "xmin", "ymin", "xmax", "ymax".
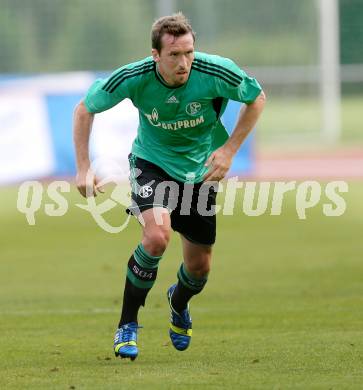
[{"xmin": 152, "ymin": 32, "xmax": 195, "ymax": 87}]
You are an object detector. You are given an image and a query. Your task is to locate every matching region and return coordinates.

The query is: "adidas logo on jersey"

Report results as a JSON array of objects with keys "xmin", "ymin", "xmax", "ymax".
[{"xmin": 165, "ymin": 95, "xmax": 179, "ymax": 104}]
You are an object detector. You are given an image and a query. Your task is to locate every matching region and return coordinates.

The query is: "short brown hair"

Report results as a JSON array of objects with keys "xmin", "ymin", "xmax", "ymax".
[{"xmin": 151, "ymin": 12, "xmax": 196, "ymax": 52}]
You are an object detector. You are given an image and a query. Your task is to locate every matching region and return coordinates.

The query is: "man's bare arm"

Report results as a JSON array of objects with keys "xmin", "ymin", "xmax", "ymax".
[
  {"xmin": 204, "ymin": 91, "xmax": 266, "ymax": 182},
  {"xmin": 73, "ymin": 101, "xmax": 102, "ymax": 197}
]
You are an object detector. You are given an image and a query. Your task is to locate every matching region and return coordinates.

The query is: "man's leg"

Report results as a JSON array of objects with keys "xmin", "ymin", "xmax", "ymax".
[
  {"xmin": 167, "ymin": 235, "xmax": 212, "ymax": 351},
  {"xmin": 171, "ymin": 235, "xmax": 212, "ymax": 313},
  {"xmin": 115, "ymin": 208, "xmax": 170, "ymax": 359},
  {"xmin": 119, "ymin": 207, "xmax": 171, "ymax": 325}
]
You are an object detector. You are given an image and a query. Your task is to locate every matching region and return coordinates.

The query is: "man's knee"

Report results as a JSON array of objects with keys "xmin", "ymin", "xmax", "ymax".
[{"xmin": 143, "ymin": 227, "xmax": 170, "ymax": 256}]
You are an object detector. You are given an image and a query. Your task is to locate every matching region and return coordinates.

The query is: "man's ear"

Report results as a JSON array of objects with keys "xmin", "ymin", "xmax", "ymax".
[{"xmin": 152, "ymin": 48, "xmax": 160, "ymax": 62}]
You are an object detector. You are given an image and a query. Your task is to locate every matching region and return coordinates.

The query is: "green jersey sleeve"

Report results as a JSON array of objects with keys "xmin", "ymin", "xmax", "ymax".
[
  {"xmin": 214, "ymin": 58, "xmax": 262, "ymax": 104},
  {"xmin": 84, "ymin": 72, "xmax": 129, "ymax": 113},
  {"xmin": 84, "ymin": 57, "xmax": 154, "ymax": 113}
]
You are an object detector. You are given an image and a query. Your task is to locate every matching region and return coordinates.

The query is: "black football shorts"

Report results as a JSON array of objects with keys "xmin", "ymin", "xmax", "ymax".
[{"xmin": 126, "ymin": 154, "xmax": 217, "ymax": 245}]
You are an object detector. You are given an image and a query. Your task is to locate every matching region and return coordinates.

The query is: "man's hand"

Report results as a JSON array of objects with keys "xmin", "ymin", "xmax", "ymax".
[
  {"xmin": 203, "ymin": 91, "xmax": 265, "ymax": 182},
  {"xmin": 204, "ymin": 145, "xmax": 234, "ymax": 182},
  {"xmin": 76, "ymin": 168, "xmax": 104, "ymax": 198}
]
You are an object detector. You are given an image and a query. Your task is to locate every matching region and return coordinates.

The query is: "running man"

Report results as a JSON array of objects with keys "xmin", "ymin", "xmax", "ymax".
[{"xmin": 73, "ymin": 12, "xmax": 265, "ymax": 360}]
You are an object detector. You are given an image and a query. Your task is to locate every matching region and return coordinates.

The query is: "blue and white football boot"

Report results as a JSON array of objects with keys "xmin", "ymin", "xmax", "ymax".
[
  {"xmin": 114, "ymin": 322, "xmax": 141, "ymax": 360},
  {"xmin": 167, "ymin": 284, "xmax": 192, "ymax": 351}
]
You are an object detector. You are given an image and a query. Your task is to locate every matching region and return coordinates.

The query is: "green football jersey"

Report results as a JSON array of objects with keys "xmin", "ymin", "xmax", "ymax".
[{"xmin": 84, "ymin": 51, "xmax": 262, "ymax": 183}]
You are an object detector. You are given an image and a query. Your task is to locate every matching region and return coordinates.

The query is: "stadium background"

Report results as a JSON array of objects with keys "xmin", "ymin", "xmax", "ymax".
[{"xmin": 1, "ymin": 1, "xmax": 363, "ymax": 389}]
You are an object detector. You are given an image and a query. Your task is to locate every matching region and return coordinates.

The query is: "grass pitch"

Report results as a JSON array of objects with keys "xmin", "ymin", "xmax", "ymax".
[{"xmin": 1, "ymin": 182, "xmax": 363, "ymax": 389}]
